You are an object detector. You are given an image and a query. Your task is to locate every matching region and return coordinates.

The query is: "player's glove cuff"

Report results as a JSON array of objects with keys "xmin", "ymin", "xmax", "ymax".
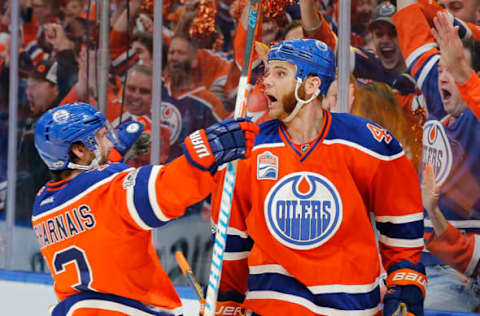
[
  {"xmin": 183, "ymin": 118, "xmax": 259, "ymax": 174},
  {"xmin": 383, "ymin": 260, "xmax": 427, "ymax": 316},
  {"xmin": 183, "ymin": 128, "xmax": 217, "ymax": 173}
]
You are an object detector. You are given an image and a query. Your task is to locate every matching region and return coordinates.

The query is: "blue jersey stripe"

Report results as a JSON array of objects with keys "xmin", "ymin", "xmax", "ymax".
[
  {"xmin": 225, "ymin": 234, "xmax": 253, "ymax": 253},
  {"xmin": 326, "ymin": 113, "xmax": 403, "ymax": 157},
  {"xmin": 247, "ymin": 273, "xmax": 380, "ymax": 311},
  {"xmin": 51, "ymin": 291, "xmax": 173, "ymax": 315},
  {"xmin": 133, "ymin": 166, "xmax": 166, "ymax": 228},
  {"xmin": 376, "ymin": 220, "xmax": 424, "ymax": 239}
]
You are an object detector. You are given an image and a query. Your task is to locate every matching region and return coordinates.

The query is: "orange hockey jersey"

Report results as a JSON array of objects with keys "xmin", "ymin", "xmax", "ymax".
[
  {"xmin": 32, "ymin": 158, "xmax": 215, "ymax": 315},
  {"xmin": 211, "ymin": 112, "xmax": 424, "ymax": 315}
]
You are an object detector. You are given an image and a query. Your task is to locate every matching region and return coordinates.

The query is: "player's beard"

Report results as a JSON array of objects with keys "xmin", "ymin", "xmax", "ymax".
[
  {"xmin": 280, "ymin": 83, "xmax": 306, "ymax": 115},
  {"xmin": 168, "ymin": 60, "xmax": 192, "ymax": 91}
]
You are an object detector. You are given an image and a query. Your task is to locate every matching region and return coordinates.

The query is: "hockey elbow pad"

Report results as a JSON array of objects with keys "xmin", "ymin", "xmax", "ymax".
[
  {"xmin": 183, "ymin": 118, "xmax": 259, "ymax": 174},
  {"xmin": 383, "ymin": 260, "xmax": 427, "ymax": 316}
]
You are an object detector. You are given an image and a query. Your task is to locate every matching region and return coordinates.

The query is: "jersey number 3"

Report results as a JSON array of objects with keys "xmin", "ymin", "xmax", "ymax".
[
  {"xmin": 53, "ymin": 246, "xmax": 94, "ymax": 291},
  {"xmin": 367, "ymin": 123, "xmax": 392, "ymax": 144}
]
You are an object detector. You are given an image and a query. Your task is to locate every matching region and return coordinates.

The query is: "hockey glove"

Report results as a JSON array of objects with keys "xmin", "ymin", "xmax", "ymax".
[
  {"xmin": 383, "ymin": 260, "xmax": 427, "ymax": 316},
  {"xmin": 183, "ymin": 118, "xmax": 260, "ymax": 174},
  {"xmin": 108, "ymin": 120, "xmax": 147, "ymax": 162}
]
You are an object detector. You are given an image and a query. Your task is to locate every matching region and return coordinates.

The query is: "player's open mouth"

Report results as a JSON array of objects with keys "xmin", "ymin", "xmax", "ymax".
[{"xmin": 266, "ymin": 93, "xmax": 278, "ymax": 107}]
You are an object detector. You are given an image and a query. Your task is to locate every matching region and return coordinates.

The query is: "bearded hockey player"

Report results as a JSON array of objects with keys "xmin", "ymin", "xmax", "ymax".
[{"xmin": 211, "ymin": 39, "xmax": 426, "ymax": 316}]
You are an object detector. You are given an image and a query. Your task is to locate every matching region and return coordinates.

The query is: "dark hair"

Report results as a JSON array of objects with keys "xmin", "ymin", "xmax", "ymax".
[
  {"xmin": 133, "ymin": 31, "xmax": 153, "ymax": 55},
  {"xmin": 282, "ymin": 20, "xmax": 302, "ymax": 39},
  {"xmin": 462, "ymin": 39, "xmax": 480, "ymax": 72}
]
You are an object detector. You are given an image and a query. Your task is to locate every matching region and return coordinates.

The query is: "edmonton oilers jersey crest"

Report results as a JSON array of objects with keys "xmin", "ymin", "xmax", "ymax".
[
  {"xmin": 160, "ymin": 102, "xmax": 182, "ymax": 145},
  {"xmin": 264, "ymin": 172, "xmax": 343, "ymax": 250},
  {"xmin": 422, "ymin": 120, "xmax": 452, "ymax": 185}
]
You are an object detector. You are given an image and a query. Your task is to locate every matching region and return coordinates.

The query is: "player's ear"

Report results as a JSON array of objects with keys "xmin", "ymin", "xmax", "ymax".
[
  {"xmin": 70, "ymin": 143, "xmax": 89, "ymax": 163},
  {"xmin": 305, "ymin": 76, "xmax": 321, "ymax": 96}
]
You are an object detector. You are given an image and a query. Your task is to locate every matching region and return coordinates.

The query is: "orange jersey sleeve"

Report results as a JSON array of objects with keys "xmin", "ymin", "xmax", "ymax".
[
  {"xmin": 303, "ymin": 12, "xmax": 338, "ymax": 51},
  {"xmin": 457, "ymin": 71, "xmax": 480, "ymax": 121},
  {"xmin": 196, "ymin": 49, "xmax": 232, "ymax": 92},
  {"xmin": 425, "ymin": 224, "xmax": 480, "ymax": 277},
  {"xmin": 32, "ymin": 158, "xmax": 215, "ymax": 312}
]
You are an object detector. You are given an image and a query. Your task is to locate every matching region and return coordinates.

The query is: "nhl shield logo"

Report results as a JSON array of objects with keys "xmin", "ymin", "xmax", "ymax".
[
  {"xmin": 257, "ymin": 151, "xmax": 278, "ymax": 180},
  {"xmin": 422, "ymin": 120, "xmax": 452, "ymax": 185},
  {"xmin": 264, "ymin": 172, "xmax": 343, "ymax": 250}
]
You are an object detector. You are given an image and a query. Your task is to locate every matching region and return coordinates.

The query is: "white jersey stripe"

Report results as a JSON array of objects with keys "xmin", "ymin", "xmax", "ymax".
[
  {"xmin": 32, "ymin": 168, "xmax": 133, "ymax": 221},
  {"xmin": 406, "ymin": 43, "xmax": 437, "ymax": 68},
  {"xmin": 379, "ymin": 234, "xmax": 424, "ymax": 248},
  {"xmin": 425, "ymin": 219, "xmax": 480, "ymax": 229},
  {"xmin": 227, "ymin": 227, "xmax": 249, "ymax": 238},
  {"xmin": 249, "ymin": 264, "xmax": 380, "ymax": 294},
  {"xmin": 126, "ymin": 179, "xmax": 150, "ymax": 231},
  {"xmin": 465, "ymin": 235, "xmax": 480, "ymax": 277},
  {"xmin": 417, "ymin": 55, "xmax": 440, "ymax": 89},
  {"xmin": 253, "ymin": 143, "xmax": 285, "ymax": 151},
  {"xmin": 376, "ymin": 213, "xmax": 424, "ymax": 224},
  {"xmin": 148, "ymin": 165, "xmax": 170, "ymax": 222},
  {"xmin": 224, "ymin": 251, "xmax": 249, "ymax": 260}
]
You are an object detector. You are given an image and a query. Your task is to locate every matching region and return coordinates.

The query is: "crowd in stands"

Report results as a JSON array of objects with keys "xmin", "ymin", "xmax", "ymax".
[{"xmin": 0, "ymin": 0, "xmax": 480, "ymax": 313}]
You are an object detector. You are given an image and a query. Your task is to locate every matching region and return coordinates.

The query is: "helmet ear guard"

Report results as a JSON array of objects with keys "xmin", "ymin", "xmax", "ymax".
[{"xmin": 34, "ymin": 102, "xmax": 109, "ymax": 171}]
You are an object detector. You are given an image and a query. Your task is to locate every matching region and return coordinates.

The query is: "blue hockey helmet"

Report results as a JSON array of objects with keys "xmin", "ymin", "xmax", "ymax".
[
  {"xmin": 34, "ymin": 102, "xmax": 110, "ymax": 170},
  {"xmin": 268, "ymin": 39, "xmax": 336, "ymax": 95}
]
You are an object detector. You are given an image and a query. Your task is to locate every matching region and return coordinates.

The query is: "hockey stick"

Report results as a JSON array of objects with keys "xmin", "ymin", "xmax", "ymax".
[
  {"xmin": 175, "ymin": 251, "xmax": 204, "ymax": 301},
  {"xmin": 203, "ymin": 1, "xmax": 261, "ymax": 315}
]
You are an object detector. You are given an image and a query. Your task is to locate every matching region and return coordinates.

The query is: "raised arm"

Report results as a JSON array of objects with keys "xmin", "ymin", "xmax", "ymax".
[{"xmin": 432, "ymin": 11, "xmax": 480, "ymax": 120}]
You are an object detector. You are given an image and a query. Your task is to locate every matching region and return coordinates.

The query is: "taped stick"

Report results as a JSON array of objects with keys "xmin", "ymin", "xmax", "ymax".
[{"xmin": 203, "ymin": 1, "xmax": 261, "ymax": 315}]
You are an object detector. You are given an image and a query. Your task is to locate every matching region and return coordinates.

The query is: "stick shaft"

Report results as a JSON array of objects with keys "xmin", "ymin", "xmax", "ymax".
[{"xmin": 204, "ymin": 2, "xmax": 261, "ymax": 315}]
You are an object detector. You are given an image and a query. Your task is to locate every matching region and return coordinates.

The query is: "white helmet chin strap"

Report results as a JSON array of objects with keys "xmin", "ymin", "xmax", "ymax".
[
  {"xmin": 66, "ymin": 148, "xmax": 102, "ymax": 171},
  {"xmin": 282, "ymin": 78, "xmax": 320, "ymax": 123}
]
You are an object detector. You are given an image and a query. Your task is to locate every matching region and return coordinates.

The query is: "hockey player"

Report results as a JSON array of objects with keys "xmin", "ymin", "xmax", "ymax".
[
  {"xmin": 210, "ymin": 39, "xmax": 426, "ymax": 315},
  {"xmin": 31, "ymin": 102, "xmax": 259, "ymax": 315}
]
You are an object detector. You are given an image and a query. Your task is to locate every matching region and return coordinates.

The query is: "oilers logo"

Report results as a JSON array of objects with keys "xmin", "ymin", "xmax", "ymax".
[
  {"xmin": 264, "ymin": 172, "xmax": 343, "ymax": 250},
  {"xmin": 160, "ymin": 102, "xmax": 182, "ymax": 145},
  {"xmin": 422, "ymin": 120, "xmax": 452, "ymax": 184}
]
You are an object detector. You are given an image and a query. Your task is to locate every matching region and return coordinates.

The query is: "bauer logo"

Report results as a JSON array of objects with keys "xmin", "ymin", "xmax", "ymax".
[
  {"xmin": 257, "ymin": 151, "xmax": 278, "ymax": 180},
  {"xmin": 264, "ymin": 172, "xmax": 343, "ymax": 250},
  {"xmin": 422, "ymin": 120, "xmax": 452, "ymax": 185}
]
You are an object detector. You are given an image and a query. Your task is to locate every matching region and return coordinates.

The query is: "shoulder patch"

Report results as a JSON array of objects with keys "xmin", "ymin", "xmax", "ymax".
[
  {"xmin": 123, "ymin": 169, "xmax": 139, "ymax": 189},
  {"xmin": 257, "ymin": 151, "xmax": 279, "ymax": 180}
]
